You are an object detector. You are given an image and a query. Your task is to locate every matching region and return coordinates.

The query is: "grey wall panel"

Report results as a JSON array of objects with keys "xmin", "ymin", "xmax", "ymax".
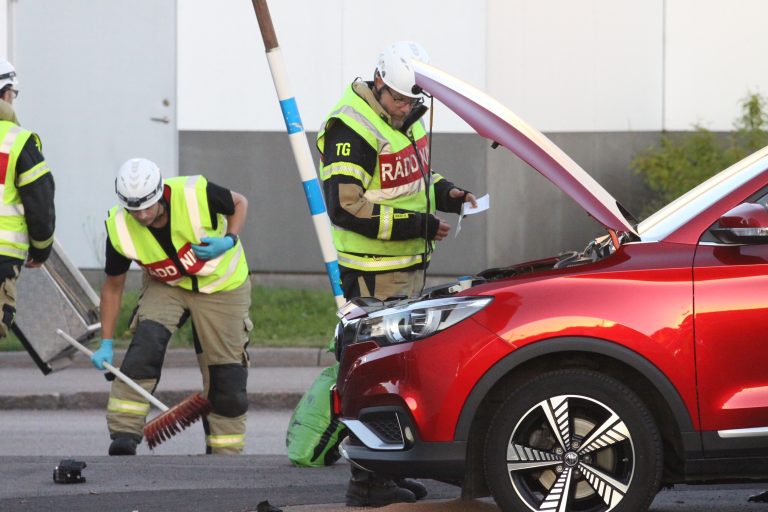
[
  {"xmin": 488, "ymin": 132, "xmax": 659, "ymax": 267},
  {"xmin": 419, "ymin": 133, "xmax": 488, "ymax": 276},
  {"xmin": 180, "ymin": 131, "xmax": 489, "ymax": 277},
  {"xmin": 181, "ymin": 130, "xmax": 657, "ymax": 278},
  {"xmin": 180, "ymin": 131, "xmax": 324, "ymax": 273}
]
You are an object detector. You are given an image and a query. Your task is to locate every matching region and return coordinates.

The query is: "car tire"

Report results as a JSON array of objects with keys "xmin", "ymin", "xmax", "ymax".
[{"xmin": 484, "ymin": 369, "xmax": 662, "ymax": 512}]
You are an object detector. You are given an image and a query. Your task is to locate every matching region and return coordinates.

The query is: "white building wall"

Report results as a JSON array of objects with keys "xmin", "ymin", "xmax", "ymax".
[
  {"xmin": 179, "ymin": 0, "xmax": 768, "ymax": 134},
  {"xmin": 0, "ymin": 0, "xmax": 8, "ymax": 59},
  {"xmin": 487, "ymin": 0, "xmax": 664, "ymax": 133},
  {"xmin": 664, "ymin": 0, "xmax": 768, "ymax": 130},
  {"xmin": 0, "ymin": 1, "xmax": 764, "ymax": 134},
  {"xmin": 178, "ymin": 0, "xmax": 484, "ymax": 133}
]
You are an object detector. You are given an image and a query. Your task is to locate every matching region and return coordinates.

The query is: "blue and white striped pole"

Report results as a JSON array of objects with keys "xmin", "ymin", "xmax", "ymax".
[{"xmin": 250, "ymin": 0, "xmax": 344, "ymax": 307}]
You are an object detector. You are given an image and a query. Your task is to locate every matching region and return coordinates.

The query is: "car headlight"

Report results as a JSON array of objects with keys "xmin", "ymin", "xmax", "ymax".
[{"xmin": 351, "ymin": 296, "xmax": 492, "ymax": 346}]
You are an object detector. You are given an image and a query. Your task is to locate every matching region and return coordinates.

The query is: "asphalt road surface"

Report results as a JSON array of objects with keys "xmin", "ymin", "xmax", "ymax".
[{"xmin": 0, "ymin": 409, "xmax": 766, "ymax": 511}]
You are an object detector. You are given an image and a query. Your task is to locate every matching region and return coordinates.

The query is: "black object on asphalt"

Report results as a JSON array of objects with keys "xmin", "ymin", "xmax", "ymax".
[
  {"xmin": 749, "ymin": 490, "xmax": 768, "ymax": 503},
  {"xmin": 256, "ymin": 500, "xmax": 283, "ymax": 512},
  {"xmin": 53, "ymin": 459, "xmax": 87, "ymax": 484}
]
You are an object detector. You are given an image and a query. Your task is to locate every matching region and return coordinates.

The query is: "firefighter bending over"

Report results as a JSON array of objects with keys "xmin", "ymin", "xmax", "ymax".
[{"xmin": 91, "ymin": 158, "xmax": 252, "ymax": 455}]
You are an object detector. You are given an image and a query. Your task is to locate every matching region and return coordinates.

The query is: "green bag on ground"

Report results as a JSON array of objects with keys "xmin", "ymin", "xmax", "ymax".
[{"xmin": 286, "ymin": 362, "xmax": 347, "ymax": 467}]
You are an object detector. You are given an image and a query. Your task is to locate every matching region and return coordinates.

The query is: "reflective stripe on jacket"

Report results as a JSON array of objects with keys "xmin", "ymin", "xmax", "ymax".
[
  {"xmin": 317, "ymin": 84, "xmax": 438, "ymax": 271},
  {"xmin": 106, "ymin": 175, "xmax": 248, "ymax": 293}
]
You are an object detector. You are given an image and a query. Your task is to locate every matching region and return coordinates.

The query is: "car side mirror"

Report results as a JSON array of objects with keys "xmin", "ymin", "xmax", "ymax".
[{"xmin": 712, "ymin": 202, "xmax": 768, "ymax": 244}]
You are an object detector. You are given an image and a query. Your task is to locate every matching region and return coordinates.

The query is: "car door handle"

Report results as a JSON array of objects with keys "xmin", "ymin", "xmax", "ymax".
[{"xmin": 150, "ymin": 116, "xmax": 170, "ymax": 124}]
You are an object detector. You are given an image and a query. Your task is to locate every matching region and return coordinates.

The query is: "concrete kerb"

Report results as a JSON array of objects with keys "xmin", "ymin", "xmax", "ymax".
[
  {"xmin": 0, "ymin": 347, "xmax": 336, "ymax": 369},
  {"xmin": 0, "ymin": 348, "xmax": 335, "ymax": 410}
]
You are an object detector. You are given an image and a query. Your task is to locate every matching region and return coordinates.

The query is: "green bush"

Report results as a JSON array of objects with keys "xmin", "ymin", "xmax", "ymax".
[{"xmin": 631, "ymin": 93, "xmax": 768, "ymax": 217}]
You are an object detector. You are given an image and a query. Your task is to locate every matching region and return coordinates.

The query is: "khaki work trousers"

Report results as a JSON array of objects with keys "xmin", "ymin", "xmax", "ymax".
[
  {"xmin": 0, "ymin": 261, "xmax": 19, "ymax": 337},
  {"xmin": 107, "ymin": 276, "xmax": 252, "ymax": 454},
  {"xmin": 340, "ymin": 268, "xmax": 425, "ymax": 301}
]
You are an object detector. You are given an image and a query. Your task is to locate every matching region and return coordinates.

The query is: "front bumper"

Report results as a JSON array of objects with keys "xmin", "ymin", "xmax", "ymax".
[{"xmin": 340, "ymin": 407, "xmax": 466, "ymax": 480}]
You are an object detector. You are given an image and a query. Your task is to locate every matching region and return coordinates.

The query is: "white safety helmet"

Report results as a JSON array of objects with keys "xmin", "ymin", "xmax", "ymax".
[
  {"xmin": 115, "ymin": 158, "xmax": 163, "ymax": 210},
  {"xmin": 375, "ymin": 41, "xmax": 430, "ymax": 99},
  {"xmin": 0, "ymin": 59, "xmax": 18, "ymax": 91}
]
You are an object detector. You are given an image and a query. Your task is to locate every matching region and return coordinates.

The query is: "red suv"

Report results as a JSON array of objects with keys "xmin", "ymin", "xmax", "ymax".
[{"xmin": 332, "ymin": 61, "xmax": 768, "ymax": 512}]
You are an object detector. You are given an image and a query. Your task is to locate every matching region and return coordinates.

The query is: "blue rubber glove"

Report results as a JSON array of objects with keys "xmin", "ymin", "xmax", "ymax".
[
  {"xmin": 91, "ymin": 339, "xmax": 114, "ymax": 370},
  {"xmin": 191, "ymin": 236, "xmax": 235, "ymax": 260}
]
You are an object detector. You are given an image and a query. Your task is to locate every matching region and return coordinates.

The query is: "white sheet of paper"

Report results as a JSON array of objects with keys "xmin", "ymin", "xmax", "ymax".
[
  {"xmin": 456, "ymin": 194, "xmax": 490, "ymax": 237},
  {"xmin": 462, "ymin": 194, "xmax": 490, "ymax": 215}
]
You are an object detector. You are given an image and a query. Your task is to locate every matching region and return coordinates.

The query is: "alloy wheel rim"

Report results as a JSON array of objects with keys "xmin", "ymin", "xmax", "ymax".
[{"xmin": 504, "ymin": 394, "xmax": 635, "ymax": 512}]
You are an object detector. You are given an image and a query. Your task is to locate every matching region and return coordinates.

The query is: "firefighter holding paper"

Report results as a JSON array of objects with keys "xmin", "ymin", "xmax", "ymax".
[
  {"xmin": 91, "ymin": 158, "xmax": 252, "ymax": 456},
  {"xmin": 317, "ymin": 41, "xmax": 476, "ymax": 507}
]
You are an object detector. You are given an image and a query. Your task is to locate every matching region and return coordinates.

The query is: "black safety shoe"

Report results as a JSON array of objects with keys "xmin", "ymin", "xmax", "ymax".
[
  {"xmin": 395, "ymin": 478, "xmax": 428, "ymax": 500},
  {"xmin": 345, "ymin": 477, "xmax": 416, "ymax": 507},
  {"xmin": 108, "ymin": 433, "xmax": 140, "ymax": 456}
]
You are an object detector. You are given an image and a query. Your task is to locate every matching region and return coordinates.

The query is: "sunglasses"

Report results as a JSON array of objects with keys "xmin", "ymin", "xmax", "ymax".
[{"xmin": 383, "ymin": 84, "xmax": 423, "ymax": 107}]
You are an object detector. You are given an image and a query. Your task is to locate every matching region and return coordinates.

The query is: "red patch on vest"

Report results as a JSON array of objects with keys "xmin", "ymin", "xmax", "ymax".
[
  {"xmin": 177, "ymin": 243, "xmax": 204, "ymax": 274},
  {"xmin": 0, "ymin": 153, "xmax": 9, "ymax": 185},
  {"xmin": 378, "ymin": 137, "xmax": 430, "ymax": 189},
  {"xmin": 142, "ymin": 243, "xmax": 204, "ymax": 282}
]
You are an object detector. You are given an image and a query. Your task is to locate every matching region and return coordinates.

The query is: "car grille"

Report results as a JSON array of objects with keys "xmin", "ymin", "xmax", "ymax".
[{"xmin": 362, "ymin": 412, "xmax": 403, "ymax": 444}]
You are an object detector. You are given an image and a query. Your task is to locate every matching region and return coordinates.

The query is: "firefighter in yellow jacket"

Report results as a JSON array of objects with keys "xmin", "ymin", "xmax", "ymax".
[
  {"xmin": 90, "ymin": 158, "xmax": 252, "ymax": 456},
  {"xmin": 317, "ymin": 42, "xmax": 476, "ymax": 507},
  {"xmin": 0, "ymin": 59, "xmax": 55, "ymax": 338}
]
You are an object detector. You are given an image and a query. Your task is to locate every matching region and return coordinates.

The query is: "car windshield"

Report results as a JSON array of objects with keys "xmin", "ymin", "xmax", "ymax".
[{"xmin": 637, "ymin": 145, "xmax": 768, "ymax": 241}]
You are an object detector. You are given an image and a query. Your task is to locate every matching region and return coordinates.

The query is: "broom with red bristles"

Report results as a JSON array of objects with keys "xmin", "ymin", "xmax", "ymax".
[{"xmin": 57, "ymin": 329, "xmax": 212, "ymax": 449}]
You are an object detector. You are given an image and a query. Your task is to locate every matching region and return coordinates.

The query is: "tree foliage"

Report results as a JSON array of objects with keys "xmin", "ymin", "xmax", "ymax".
[{"xmin": 631, "ymin": 93, "xmax": 768, "ymax": 217}]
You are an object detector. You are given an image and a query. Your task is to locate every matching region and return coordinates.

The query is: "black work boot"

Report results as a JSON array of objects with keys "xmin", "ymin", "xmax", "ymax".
[
  {"xmin": 108, "ymin": 433, "xmax": 140, "ymax": 456},
  {"xmin": 395, "ymin": 478, "xmax": 428, "ymax": 500},
  {"xmin": 345, "ymin": 468, "xmax": 416, "ymax": 507}
]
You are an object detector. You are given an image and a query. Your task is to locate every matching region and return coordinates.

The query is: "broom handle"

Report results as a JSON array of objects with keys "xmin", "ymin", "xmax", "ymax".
[{"xmin": 56, "ymin": 329, "xmax": 169, "ymax": 412}]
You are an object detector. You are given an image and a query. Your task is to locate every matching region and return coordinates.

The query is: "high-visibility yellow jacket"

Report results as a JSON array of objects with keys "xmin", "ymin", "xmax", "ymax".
[
  {"xmin": 0, "ymin": 120, "xmax": 52, "ymax": 261},
  {"xmin": 318, "ymin": 84, "xmax": 442, "ymax": 272},
  {"xmin": 106, "ymin": 175, "xmax": 248, "ymax": 293}
]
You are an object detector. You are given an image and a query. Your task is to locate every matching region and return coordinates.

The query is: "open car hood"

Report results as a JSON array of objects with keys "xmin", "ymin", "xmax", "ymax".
[{"xmin": 413, "ymin": 61, "xmax": 637, "ymax": 237}]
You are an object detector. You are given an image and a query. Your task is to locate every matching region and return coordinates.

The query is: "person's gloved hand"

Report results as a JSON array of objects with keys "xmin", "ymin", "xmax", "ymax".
[
  {"xmin": 191, "ymin": 236, "xmax": 235, "ymax": 260},
  {"xmin": 91, "ymin": 339, "xmax": 113, "ymax": 370},
  {"xmin": 446, "ymin": 188, "xmax": 478, "ymax": 213}
]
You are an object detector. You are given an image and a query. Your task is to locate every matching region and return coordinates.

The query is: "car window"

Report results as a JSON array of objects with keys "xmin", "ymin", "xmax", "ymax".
[
  {"xmin": 700, "ymin": 184, "xmax": 768, "ymax": 243},
  {"xmin": 756, "ymin": 189, "xmax": 768, "ymax": 206},
  {"xmin": 638, "ymin": 149, "xmax": 768, "ymax": 241}
]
